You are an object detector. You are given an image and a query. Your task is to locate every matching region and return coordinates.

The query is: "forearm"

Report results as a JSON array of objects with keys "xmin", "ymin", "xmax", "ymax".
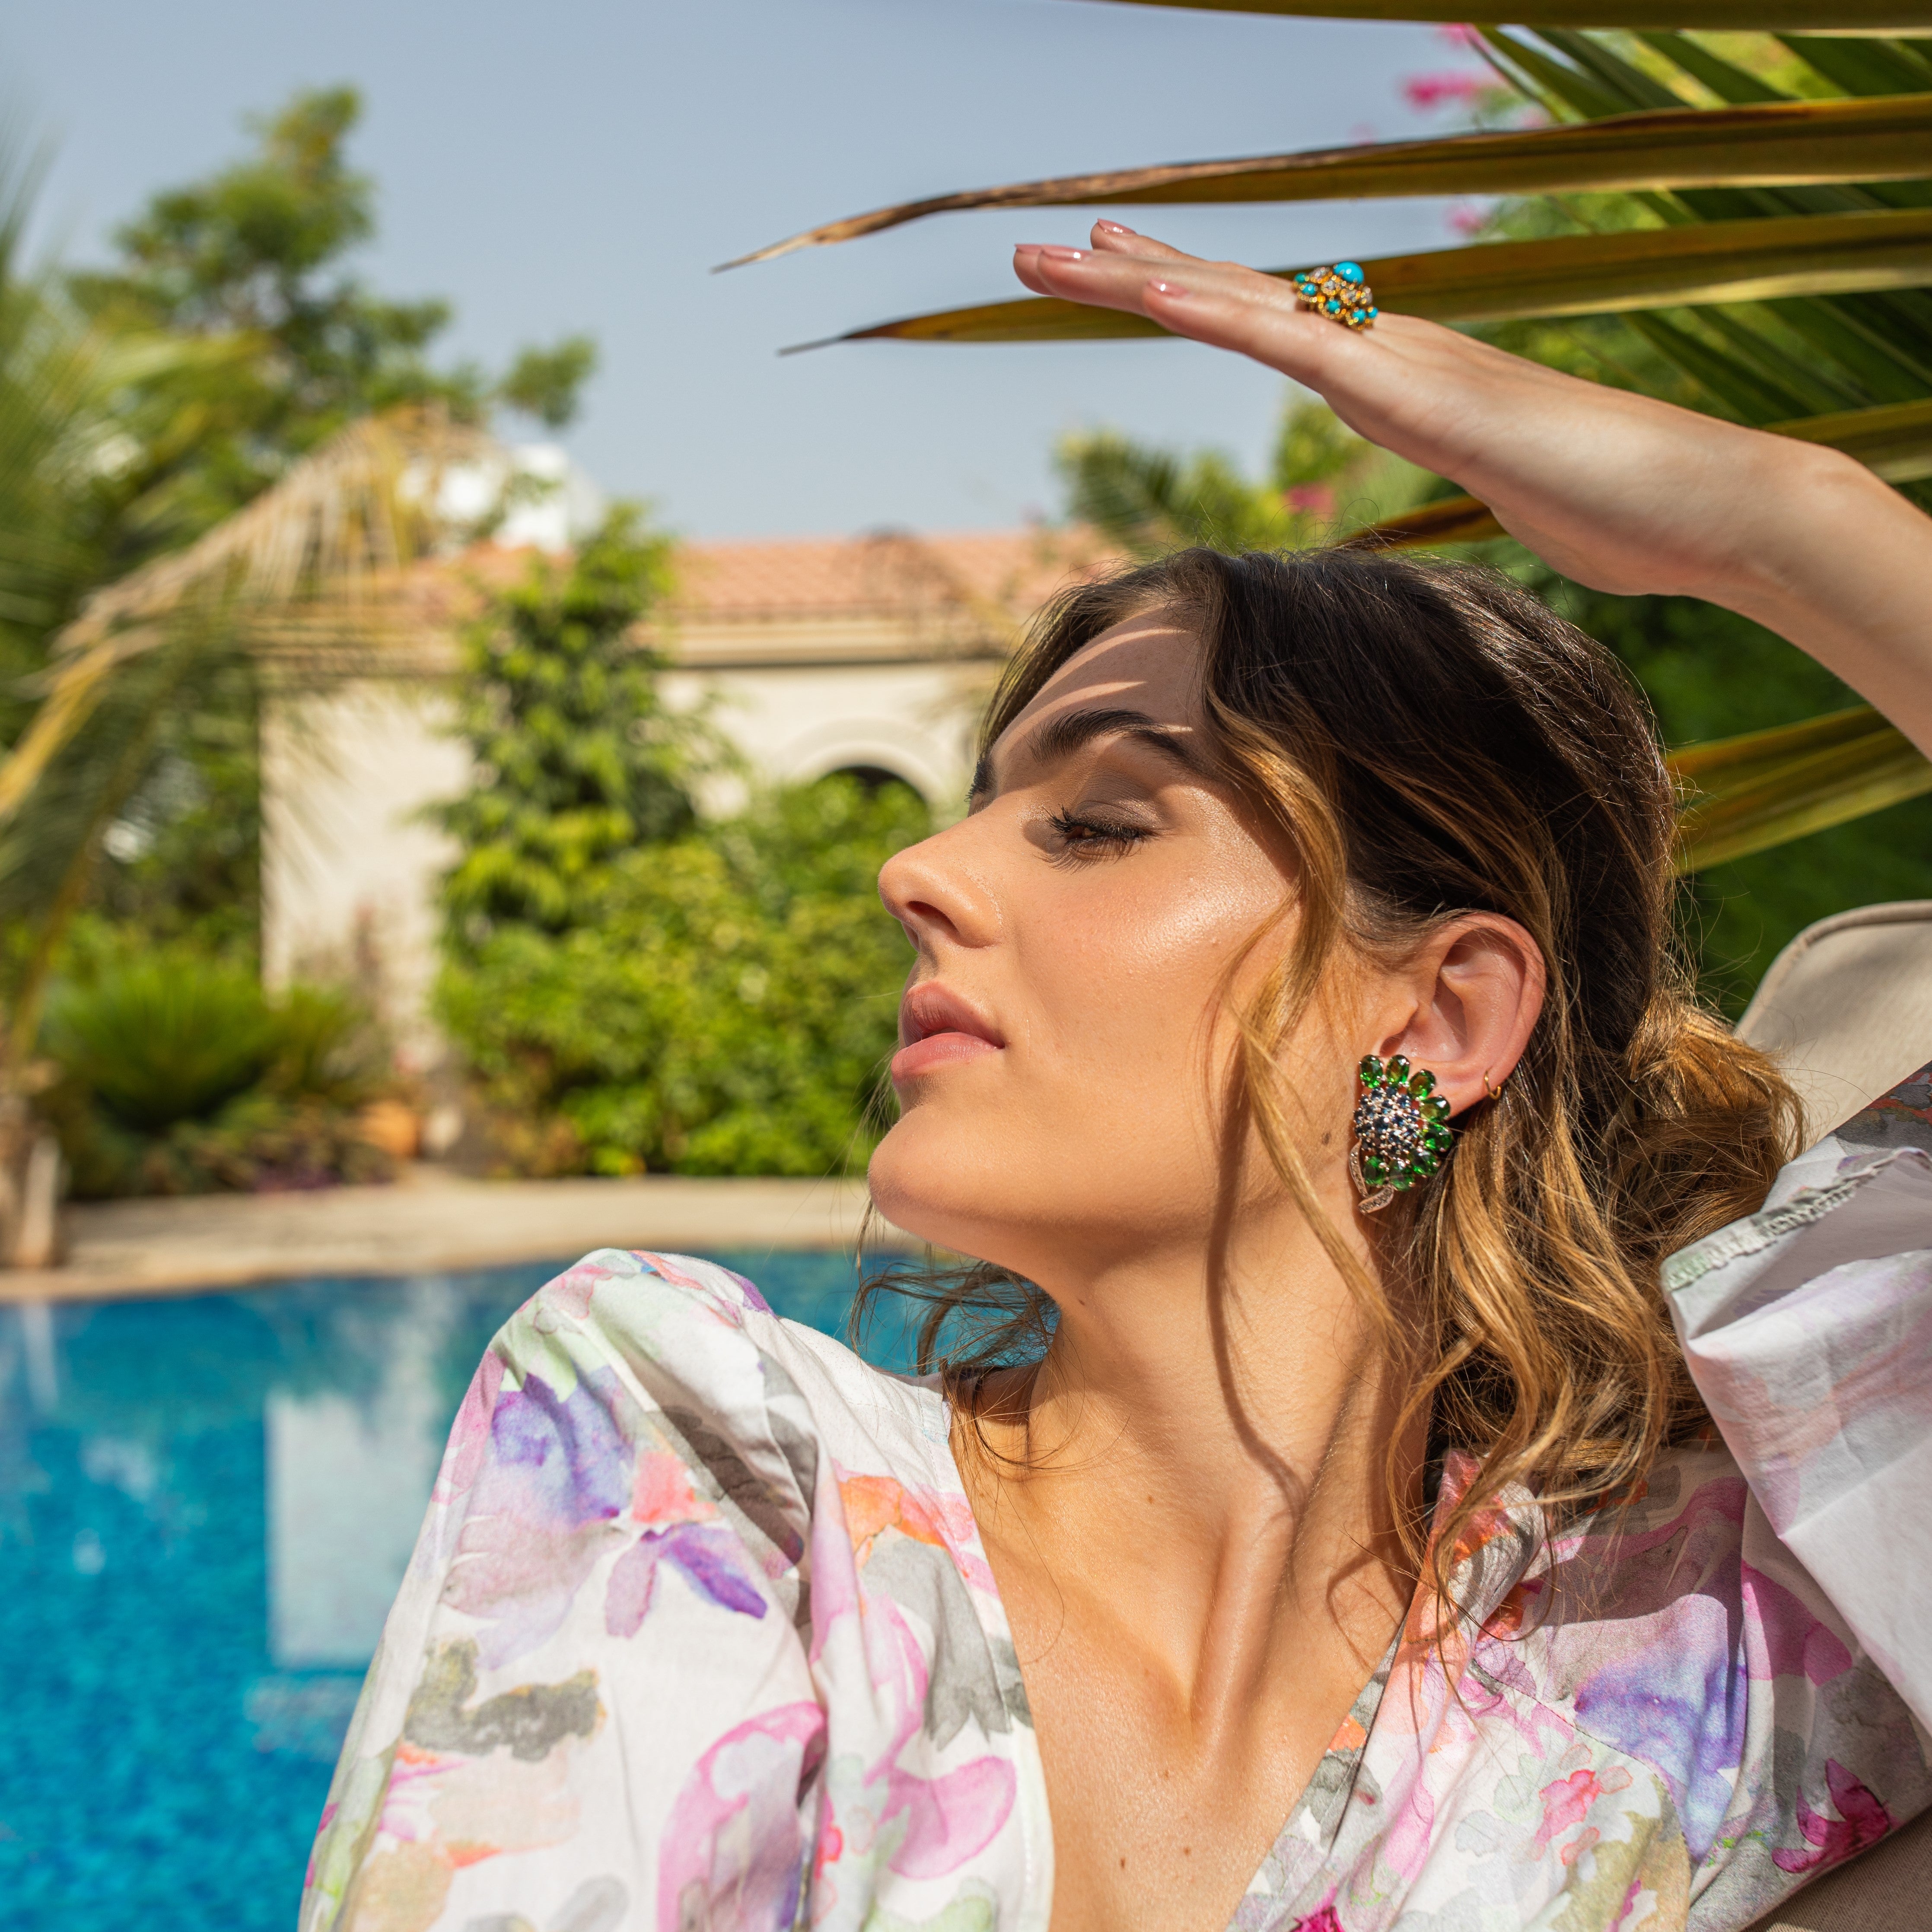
[
  {"xmin": 1703, "ymin": 441, "xmax": 1932, "ymax": 758},
  {"xmin": 1011, "ymin": 232, "xmax": 1932, "ymax": 754}
]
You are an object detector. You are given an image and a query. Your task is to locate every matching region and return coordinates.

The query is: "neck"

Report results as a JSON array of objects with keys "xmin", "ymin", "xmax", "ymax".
[{"xmin": 958, "ymin": 1195, "xmax": 1425, "ymax": 1734}]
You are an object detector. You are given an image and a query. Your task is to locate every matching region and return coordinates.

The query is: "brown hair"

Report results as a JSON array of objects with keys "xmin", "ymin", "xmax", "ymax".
[{"xmin": 857, "ymin": 546, "xmax": 1800, "ymax": 1602}]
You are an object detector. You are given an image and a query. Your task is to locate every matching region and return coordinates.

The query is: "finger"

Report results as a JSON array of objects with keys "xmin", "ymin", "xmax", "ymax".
[
  {"xmin": 1015, "ymin": 245, "xmax": 1329, "ymax": 366},
  {"xmin": 1088, "ymin": 220, "xmax": 1194, "ymax": 264},
  {"xmin": 1012, "ymin": 243, "xmax": 1257, "ymax": 320},
  {"xmin": 1013, "ymin": 240, "xmax": 1194, "ymax": 298}
]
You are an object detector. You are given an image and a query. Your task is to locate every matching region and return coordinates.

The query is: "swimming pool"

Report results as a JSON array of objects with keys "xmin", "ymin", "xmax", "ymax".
[{"xmin": 0, "ymin": 1250, "xmax": 896, "ymax": 1930}]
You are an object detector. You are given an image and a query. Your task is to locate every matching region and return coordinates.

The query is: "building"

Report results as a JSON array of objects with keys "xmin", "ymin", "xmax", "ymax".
[{"xmin": 260, "ymin": 519, "xmax": 1117, "ymax": 1069}]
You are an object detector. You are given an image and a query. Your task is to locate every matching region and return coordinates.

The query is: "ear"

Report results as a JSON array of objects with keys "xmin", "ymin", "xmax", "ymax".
[{"xmin": 1375, "ymin": 915, "xmax": 1546, "ymax": 1119}]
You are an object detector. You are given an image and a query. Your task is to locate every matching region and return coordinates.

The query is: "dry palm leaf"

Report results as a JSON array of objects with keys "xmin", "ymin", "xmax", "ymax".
[
  {"xmin": 727, "ymin": 95, "xmax": 1932, "ymax": 268},
  {"xmin": 0, "ymin": 406, "xmax": 499, "ymax": 829},
  {"xmin": 1094, "ymin": 0, "xmax": 1932, "ymax": 31},
  {"xmin": 798, "ymin": 207, "xmax": 1932, "ymax": 348}
]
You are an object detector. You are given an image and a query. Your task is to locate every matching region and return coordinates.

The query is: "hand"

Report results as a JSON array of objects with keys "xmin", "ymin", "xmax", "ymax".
[{"xmin": 1014, "ymin": 223, "xmax": 1932, "ymax": 754}]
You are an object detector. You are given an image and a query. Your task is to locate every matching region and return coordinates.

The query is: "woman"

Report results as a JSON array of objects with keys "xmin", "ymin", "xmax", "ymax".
[{"xmin": 302, "ymin": 228, "xmax": 1932, "ymax": 1932}]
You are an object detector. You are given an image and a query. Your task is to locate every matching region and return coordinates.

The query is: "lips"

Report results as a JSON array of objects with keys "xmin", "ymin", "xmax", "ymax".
[{"xmin": 891, "ymin": 982, "xmax": 1005, "ymax": 1084}]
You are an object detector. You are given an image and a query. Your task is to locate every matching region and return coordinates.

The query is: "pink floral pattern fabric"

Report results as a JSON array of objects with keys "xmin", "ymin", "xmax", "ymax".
[{"xmin": 302, "ymin": 1071, "xmax": 1932, "ymax": 1932}]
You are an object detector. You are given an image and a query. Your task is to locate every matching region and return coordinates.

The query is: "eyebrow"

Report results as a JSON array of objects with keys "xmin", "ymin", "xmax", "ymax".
[{"xmin": 969, "ymin": 706, "xmax": 1212, "ymax": 802}]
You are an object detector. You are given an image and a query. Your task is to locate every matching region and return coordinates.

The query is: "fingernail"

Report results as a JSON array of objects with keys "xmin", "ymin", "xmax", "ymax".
[
  {"xmin": 1149, "ymin": 278, "xmax": 1190, "ymax": 299},
  {"xmin": 1094, "ymin": 220, "xmax": 1138, "ymax": 236},
  {"xmin": 1035, "ymin": 245, "xmax": 1085, "ymax": 263}
]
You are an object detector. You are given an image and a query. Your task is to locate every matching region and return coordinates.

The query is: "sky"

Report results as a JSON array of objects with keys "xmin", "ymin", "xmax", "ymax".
[{"xmin": 5, "ymin": 0, "xmax": 1489, "ymax": 539}]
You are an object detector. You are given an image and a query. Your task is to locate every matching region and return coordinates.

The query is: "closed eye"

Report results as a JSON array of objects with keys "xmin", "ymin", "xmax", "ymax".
[{"xmin": 1047, "ymin": 809, "xmax": 1154, "ymax": 862}]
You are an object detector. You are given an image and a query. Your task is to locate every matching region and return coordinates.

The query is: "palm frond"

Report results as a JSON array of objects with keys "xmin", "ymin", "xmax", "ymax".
[
  {"xmin": 1669, "ymin": 707, "xmax": 1932, "ymax": 871},
  {"xmin": 807, "ymin": 207, "xmax": 1932, "ymax": 348},
  {"xmin": 0, "ymin": 406, "xmax": 499, "ymax": 829},
  {"xmin": 728, "ymin": 95, "xmax": 1932, "ymax": 267},
  {"xmin": 1092, "ymin": 1, "xmax": 1932, "ymax": 30}
]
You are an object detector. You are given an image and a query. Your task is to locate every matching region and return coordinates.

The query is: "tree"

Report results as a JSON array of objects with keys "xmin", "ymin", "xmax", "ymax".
[
  {"xmin": 432, "ymin": 520, "xmax": 927, "ymax": 1177},
  {"xmin": 732, "ymin": 9, "xmax": 1932, "ymax": 889},
  {"xmin": 435, "ymin": 508, "xmax": 725, "ymax": 947},
  {"xmin": 73, "ymin": 86, "xmax": 596, "ymax": 543}
]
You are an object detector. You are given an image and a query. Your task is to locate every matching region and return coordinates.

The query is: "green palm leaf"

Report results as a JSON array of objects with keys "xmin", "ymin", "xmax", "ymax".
[
  {"xmin": 1095, "ymin": 1, "xmax": 1932, "ymax": 31},
  {"xmin": 803, "ymin": 207, "xmax": 1932, "ymax": 347},
  {"xmin": 728, "ymin": 95, "xmax": 1932, "ymax": 267},
  {"xmin": 1669, "ymin": 707, "xmax": 1932, "ymax": 872}
]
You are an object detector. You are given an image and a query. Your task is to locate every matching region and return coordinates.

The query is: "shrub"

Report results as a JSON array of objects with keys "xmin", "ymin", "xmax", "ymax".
[
  {"xmin": 433, "ymin": 506, "xmax": 929, "ymax": 1178},
  {"xmin": 41, "ymin": 950, "xmax": 393, "ymax": 1196},
  {"xmin": 437, "ymin": 774, "xmax": 927, "ymax": 1177}
]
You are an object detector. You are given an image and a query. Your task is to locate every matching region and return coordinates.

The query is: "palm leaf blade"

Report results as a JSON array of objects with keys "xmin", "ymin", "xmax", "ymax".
[
  {"xmin": 1669, "ymin": 708, "xmax": 1932, "ymax": 872},
  {"xmin": 817, "ymin": 208, "xmax": 1932, "ymax": 347},
  {"xmin": 1095, "ymin": 1, "xmax": 1932, "ymax": 31},
  {"xmin": 727, "ymin": 97, "xmax": 1932, "ymax": 267}
]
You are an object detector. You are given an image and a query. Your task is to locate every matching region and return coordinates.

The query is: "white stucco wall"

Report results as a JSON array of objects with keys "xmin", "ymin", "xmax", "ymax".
[
  {"xmin": 261, "ymin": 658, "xmax": 980, "ymax": 1066},
  {"xmin": 662, "ymin": 661, "xmax": 979, "ymax": 811},
  {"xmin": 261, "ymin": 681, "xmax": 468, "ymax": 1069}
]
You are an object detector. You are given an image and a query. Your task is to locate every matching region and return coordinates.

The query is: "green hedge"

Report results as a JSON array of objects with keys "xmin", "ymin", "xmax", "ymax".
[{"xmin": 437, "ymin": 774, "xmax": 927, "ymax": 1176}]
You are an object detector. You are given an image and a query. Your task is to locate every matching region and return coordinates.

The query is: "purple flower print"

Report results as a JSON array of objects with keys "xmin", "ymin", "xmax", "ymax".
[
  {"xmin": 1571, "ymin": 1599, "xmax": 1746, "ymax": 1862},
  {"xmin": 605, "ymin": 1523, "xmax": 768, "ymax": 1635},
  {"xmin": 445, "ymin": 1369, "xmax": 640, "ymax": 1666}
]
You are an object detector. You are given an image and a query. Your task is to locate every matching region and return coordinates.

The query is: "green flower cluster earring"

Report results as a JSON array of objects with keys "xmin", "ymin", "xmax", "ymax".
[{"xmin": 1350, "ymin": 1053, "xmax": 1454, "ymax": 1214}]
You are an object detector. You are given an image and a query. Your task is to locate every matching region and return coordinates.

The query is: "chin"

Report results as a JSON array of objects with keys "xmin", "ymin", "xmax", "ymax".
[{"xmin": 866, "ymin": 1107, "xmax": 1047, "ymax": 1266}]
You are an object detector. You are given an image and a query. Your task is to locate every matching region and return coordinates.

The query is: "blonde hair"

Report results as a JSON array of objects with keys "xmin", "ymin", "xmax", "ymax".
[{"xmin": 857, "ymin": 547, "xmax": 1800, "ymax": 1606}]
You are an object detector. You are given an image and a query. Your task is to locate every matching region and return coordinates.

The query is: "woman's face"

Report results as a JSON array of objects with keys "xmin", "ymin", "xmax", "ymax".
[{"xmin": 871, "ymin": 610, "xmax": 1353, "ymax": 1281}]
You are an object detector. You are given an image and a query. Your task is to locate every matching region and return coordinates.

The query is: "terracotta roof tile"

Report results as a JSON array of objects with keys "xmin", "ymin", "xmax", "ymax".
[{"xmin": 665, "ymin": 527, "xmax": 1125, "ymax": 626}]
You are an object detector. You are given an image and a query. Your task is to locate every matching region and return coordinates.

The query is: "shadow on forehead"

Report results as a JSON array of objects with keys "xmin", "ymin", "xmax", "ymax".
[{"xmin": 970, "ymin": 610, "xmax": 1207, "ymax": 803}]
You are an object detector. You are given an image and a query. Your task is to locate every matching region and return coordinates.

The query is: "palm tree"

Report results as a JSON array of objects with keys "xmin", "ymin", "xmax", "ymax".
[
  {"xmin": 0, "ymin": 161, "xmax": 497, "ymax": 1257},
  {"xmin": 728, "ymin": 6, "xmax": 1932, "ymax": 875}
]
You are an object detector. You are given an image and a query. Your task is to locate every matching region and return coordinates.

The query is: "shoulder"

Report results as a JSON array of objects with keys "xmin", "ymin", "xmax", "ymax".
[{"xmin": 484, "ymin": 1248, "xmax": 953, "ymax": 1497}]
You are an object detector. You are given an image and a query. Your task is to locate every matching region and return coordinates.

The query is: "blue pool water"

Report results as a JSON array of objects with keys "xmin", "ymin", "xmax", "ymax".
[{"xmin": 0, "ymin": 1250, "xmax": 896, "ymax": 1930}]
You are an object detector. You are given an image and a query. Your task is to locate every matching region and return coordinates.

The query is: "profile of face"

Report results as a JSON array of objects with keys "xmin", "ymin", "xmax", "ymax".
[
  {"xmin": 872, "ymin": 611, "xmax": 1335, "ymax": 1285},
  {"xmin": 870, "ymin": 608, "xmax": 1543, "ymax": 1289}
]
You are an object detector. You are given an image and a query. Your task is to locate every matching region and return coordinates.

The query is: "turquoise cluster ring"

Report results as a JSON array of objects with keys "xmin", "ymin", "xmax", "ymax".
[{"xmin": 1295, "ymin": 261, "xmax": 1378, "ymax": 330}]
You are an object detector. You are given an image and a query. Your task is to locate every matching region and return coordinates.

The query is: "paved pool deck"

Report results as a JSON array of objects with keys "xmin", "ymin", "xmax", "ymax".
[{"xmin": 0, "ymin": 1165, "xmax": 907, "ymax": 1303}]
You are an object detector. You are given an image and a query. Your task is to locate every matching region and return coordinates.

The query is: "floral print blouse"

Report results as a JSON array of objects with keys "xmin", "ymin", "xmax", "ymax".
[{"xmin": 301, "ymin": 1067, "xmax": 1932, "ymax": 1932}]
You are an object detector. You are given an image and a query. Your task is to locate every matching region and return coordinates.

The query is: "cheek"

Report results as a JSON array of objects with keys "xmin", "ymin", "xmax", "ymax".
[{"xmin": 1017, "ymin": 859, "xmax": 1270, "ymax": 1084}]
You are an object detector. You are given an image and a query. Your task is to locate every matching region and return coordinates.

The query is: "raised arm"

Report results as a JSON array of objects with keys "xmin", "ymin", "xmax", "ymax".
[{"xmin": 1015, "ymin": 225, "xmax": 1932, "ymax": 758}]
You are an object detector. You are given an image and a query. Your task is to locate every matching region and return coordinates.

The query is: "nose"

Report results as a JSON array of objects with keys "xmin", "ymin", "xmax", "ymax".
[{"xmin": 878, "ymin": 818, "xmax": 1002, "ymax": 957}]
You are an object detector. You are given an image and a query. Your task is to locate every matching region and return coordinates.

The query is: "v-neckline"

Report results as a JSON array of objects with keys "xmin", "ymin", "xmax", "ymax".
[
  {"xmin": 919, "ymin": 1380, "xmax": 1445, "ymax": 1931},
  {"xmin": 915, "ymin": 1385, "xmax": 1545, "ymax": 1932}
]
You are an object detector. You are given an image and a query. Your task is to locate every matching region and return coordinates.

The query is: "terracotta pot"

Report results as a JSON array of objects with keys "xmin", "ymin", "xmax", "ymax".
[{"xmin": 356, "ymin": 1099, "xmax": 422, "ymax": 1162}]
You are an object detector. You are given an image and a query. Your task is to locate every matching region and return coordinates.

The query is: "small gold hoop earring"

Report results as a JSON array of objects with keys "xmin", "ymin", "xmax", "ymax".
[{"xmin": 1482, "ymin": 1068, "xmax": 1506, "ymax": 1102}]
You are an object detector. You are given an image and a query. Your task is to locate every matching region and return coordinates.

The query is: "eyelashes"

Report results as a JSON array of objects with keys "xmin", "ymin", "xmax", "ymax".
[{"xmin": 1047, "ymin": 807, "xmax": 1155, "ymax": 863}]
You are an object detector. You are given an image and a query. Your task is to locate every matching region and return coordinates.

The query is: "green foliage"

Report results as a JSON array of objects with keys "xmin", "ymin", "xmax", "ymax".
[
  {"xmin": 436, "ymin": 508, "xmax": 727, "ymax": 940},
  {"xmin": 39, "ymin": 946, "xmax": 389, "ymax": 1195},
  {"xmin": 72, "ymin": 87, "xmax": 596, "ymax": 535},
  {"xmin": 1545, "ymin": 577, "xmax": 1932, "ymax": 1013},
  {"xmin": 433, "ymin": 512, "xmax": 926, "ymax": 1176},
  {"xmin": 499, "ymin": 335, "xmax": 599, "ymax": 430},
  {"xmin": 1059, "ymin": 398, "xmax": 1431, "ymax": 556},
  {"xmin": 439, "ymin": 775, "xmax": 927, "ymax": 1178}
]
